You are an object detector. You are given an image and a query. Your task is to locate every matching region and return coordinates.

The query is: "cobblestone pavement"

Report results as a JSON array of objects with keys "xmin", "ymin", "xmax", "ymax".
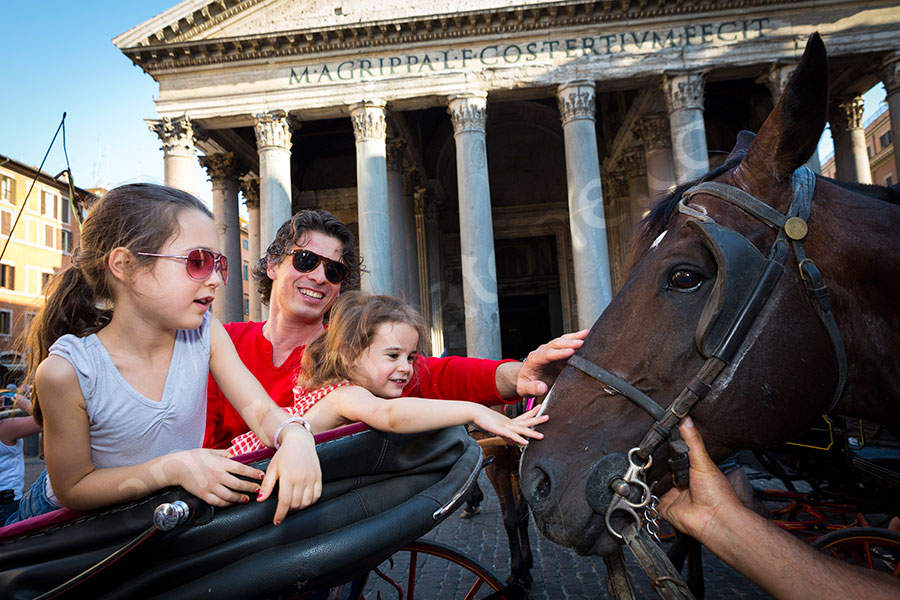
[
  {"xmin": 362, "ymin": 471, "xmax": 774, "ymax": 599},
  {"xmin": 24, "ymin": 458, "xmax": 772, "ymax": 599}
]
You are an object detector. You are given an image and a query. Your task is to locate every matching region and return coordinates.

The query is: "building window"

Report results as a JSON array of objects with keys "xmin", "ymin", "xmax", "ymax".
[
  {"xmin": 0, "ymin": 211, "xmax": 10, "ymax": 236},
  {"xmin": 44, "ymin": 224, "xmax": 54, "ymax": 248},
  {"xmin": 887, "ymin": 175, "xmax": 894, "ymax": 186},
  {"xmin": 243, "ymin": 263, "xmax": 249, "ymax": 281},
  {"xmin": 244, "ymin": 295, "xmax": 250, "ymax": 316},
  {"xmin": 0, "ymin": 310, "xmax": 11, "ymax": 336},
  {"xmin": 41, "ymin": 191, "xmax": 52, "ymax": 215},
  {"xmin": 880, "ymin": 131, "xmax": 893, "ymax": 150},
  {"xmin": 0, "ymin": 176, "xmax": 14, "ymax": 204},
  {"xmin": 42, "ymin": 272, "xmax": 53, "ymax": 291},
  {"xmin": 866, "ymin": 145, "xmax": 873, "ymax": 158},
  {"xmin": 242, "ymin": 239, "xmax": 249, "ymax": 250},
  {"xmin": 0, "ymin": 264, "xmax": 14, "ymax": 290},
  {"xmin": 60, "ymin": 229, "xmax": 73, "ymax": 253},
  {"xmin": 60, "ymin": 197, "xmax": 70, "ymax": 224}
]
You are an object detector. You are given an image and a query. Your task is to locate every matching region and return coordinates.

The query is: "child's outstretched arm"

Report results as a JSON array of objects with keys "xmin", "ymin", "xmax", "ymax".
[
  {"xmin": 208, "ymin": 316, "xmax": 321, "ymax": 525},
  {"xmin": 37, "ymin": 356, "xmax": 264, "ymax": 511},
  {"xmin": 323, "ymin": 387, "xmax": 549, "ymax": 445}
]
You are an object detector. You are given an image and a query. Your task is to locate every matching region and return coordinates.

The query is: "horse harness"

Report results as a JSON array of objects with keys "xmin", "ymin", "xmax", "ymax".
[{"xmin": 567, "ymin": 167, "xmax": 847, "ymax": 599}]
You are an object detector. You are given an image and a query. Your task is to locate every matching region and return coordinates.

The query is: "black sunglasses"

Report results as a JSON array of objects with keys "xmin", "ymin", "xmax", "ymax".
[{"xmin": 287, "ymin": 249, "xmax": 348, "ymax": 284}]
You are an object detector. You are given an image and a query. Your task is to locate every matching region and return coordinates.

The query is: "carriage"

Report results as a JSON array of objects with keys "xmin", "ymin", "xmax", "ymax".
[{"xmin": 0, "ymin": 424, "xmax": 517, "ymax": 599}]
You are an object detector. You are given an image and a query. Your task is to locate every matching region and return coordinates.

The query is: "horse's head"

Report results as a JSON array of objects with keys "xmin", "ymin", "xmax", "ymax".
[{"xmin": 521, "ymin": 33, "xmax": 843, "ymax": 556}]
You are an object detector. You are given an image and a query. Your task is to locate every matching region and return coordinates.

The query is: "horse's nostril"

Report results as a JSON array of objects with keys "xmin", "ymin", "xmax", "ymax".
[{"xmin": 535, "ymin": 467, "xmax": 551, "ymax": 500}]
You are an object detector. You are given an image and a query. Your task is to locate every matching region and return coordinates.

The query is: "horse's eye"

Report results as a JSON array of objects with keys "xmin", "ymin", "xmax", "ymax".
[{"xmin": 669, "ymin": 269, "xmax": 704, "ymax": 292}]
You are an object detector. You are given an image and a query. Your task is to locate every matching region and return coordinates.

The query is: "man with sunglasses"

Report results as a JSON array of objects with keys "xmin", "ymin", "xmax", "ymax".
[{"xmin": 204, "ymin": 209, "xmax": 585, "ymax": 449}]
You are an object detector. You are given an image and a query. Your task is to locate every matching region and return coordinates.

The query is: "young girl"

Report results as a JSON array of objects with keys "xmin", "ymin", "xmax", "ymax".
[
  {"xmin": 13, "ymin": 184, "xmax": 318, "ymax": 526},
  {"xmin": 229, "ymin": 292, "xmax": 548, "ymax": 456}
]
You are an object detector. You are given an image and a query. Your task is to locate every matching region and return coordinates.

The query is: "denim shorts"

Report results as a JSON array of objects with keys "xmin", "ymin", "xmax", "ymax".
[{"xmin": 6, "ymin": 468, "xmax": 59, "ymax": 526}]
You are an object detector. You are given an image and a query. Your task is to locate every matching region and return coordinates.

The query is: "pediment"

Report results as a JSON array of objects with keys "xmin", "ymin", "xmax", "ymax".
[{"xmin": 114, "ymin": 0, "xmax": 556, "ymax": 49}]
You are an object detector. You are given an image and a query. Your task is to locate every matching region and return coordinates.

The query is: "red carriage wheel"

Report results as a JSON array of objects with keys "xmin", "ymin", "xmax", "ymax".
[{"xmin": 811, "ymin": 527, "xmax": 900, "ymax": 577}]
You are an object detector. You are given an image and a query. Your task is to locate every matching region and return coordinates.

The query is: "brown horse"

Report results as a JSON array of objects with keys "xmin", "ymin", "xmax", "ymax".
[{"xmin": 520, "ymin": 33, "xmax": 900, "ymax": 558}]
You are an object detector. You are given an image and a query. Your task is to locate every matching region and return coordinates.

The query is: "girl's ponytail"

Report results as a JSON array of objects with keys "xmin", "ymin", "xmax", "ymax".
[{"xmin": 22, "ymin": 259, "xmax": 110, "ymax": 425}]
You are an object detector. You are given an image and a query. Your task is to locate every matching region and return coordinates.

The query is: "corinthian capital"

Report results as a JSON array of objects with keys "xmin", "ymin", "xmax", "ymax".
[
  {"xmin": 762, "ymin": 62, "xmax": 797, "ymax": 100},
  {"xmin": 386, "ymin": 137, "xmax": 406, "ymax": 172},
  {"xmin": 604, "ymin": 171, "xmax": 629, "ymax": 199},
  {"xmin": 557, "ymin": 80, "xmax": 596, "ymax": 125},
  {"xmin": 881, "ymin": 52, "xmax": 900, "ymax": 93},
  {"xmin": 147, "ymin": 115, "xmax": 195, "ymax": 157},
  {"xmin": 254, "ymin": 110, "xmax": 293, "ymax": 150},
  {"xmin": 621, "ymin": 148, "xmax": 646, "ymax": 179},
  {"xmin": 830, "ymin": 97, "xmax": 865, "ymax": 133},
  {"xmin": 633, "ymin": 114, "xmax": 671, "ymax": 151},
  {"xmin": 240, "ymin": 172, "xmax": 260, "ymax": 209},
  {"xmin": 662, "ymin": 72, "xmax": 706, "ymax": 112},
  {"xmin": 198, "ymin": 152, "xmax": 238, "ymax": 189},
  {"xmin": 349, "ymin": 100, "xmax": 387, "ymax": 142},
  {"xmin": 448, "ymin": 92, "xmax": 488, "ymax": 134}
]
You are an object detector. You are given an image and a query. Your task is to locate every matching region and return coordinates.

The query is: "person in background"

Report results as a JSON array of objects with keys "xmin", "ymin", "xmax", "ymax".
[
  {"xmin": 0, "ymin": 392, "xmax": 41, "ymax": 524},
  {"xmin": 205, "ymin": 209, "xmax": 586, "ymax": 450}
]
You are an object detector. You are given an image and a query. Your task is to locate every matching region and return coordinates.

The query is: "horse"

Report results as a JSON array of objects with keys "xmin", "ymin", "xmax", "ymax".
[{"xmin": 519, "ymin": 32, "xmax": 900, "ymax": 561}]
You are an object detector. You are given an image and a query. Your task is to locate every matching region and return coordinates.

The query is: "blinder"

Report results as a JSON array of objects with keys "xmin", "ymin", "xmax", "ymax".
[{"xmin": 687, "ymin": 219, "xmax": 771, "ymax": 360}]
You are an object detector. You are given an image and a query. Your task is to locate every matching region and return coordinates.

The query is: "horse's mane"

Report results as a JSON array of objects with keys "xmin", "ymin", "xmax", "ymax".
[
  {"xmin": 623, "ymin": 155, "xmax": 746, "ymax": 274},
  {"xmin": 623, "ymin": 159, "xmax": 900, "ymax": 277},
  {"xmin": 819, "ymin": 176, "xmax": 900, "ymax": 205}
]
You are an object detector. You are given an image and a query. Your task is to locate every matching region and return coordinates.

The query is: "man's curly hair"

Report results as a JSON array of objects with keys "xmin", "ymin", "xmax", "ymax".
[{"xmin": 253, "ymin": 209, "xmax": 362, "ymax": 304}]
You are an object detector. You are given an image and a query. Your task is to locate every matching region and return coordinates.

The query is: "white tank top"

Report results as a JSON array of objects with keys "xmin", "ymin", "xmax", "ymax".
[{"xmin": 45, "ymin": 313, "xmax": 210, "ymax": 504}]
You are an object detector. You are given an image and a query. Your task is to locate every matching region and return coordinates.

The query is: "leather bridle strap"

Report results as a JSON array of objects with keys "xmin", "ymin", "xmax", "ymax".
[{"xmin": 568, "ymin": 355, "xmax": 666, "ymax": 421}]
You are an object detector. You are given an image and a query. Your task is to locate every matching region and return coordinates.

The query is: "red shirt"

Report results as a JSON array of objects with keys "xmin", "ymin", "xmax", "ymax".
[{"xmin": 204, "ymin": 320, "xmax": 517, "ymax": 449}]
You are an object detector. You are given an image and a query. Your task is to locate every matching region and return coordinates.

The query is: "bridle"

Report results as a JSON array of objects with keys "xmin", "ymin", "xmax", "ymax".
[{"xmin": 569, "ymin": 166, "xmax": 847, "ymax": 541}]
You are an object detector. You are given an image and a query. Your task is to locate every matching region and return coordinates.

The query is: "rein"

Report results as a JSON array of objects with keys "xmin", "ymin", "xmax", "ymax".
[{"xmin": 569, "ymin": 167, "xmax": 847, "ymax": 600}]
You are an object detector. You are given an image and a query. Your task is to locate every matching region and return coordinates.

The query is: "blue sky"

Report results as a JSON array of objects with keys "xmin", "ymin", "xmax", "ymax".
[
  {"xmin": 0, "ymin": 2, "xmax": 888, "ymax": 198},
  {"xmin": 0, "ymin": 2, "xmax": 212, "ymax": 201}
]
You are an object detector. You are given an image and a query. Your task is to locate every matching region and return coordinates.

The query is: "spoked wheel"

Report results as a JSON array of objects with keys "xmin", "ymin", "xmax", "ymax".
[
  {"xmin": 365, "ymin": 539, "xmax": 508, "ymax": 599},
  {"xmin": 812, "ymin": 527, "xmax": 900, "ymax": 577}
]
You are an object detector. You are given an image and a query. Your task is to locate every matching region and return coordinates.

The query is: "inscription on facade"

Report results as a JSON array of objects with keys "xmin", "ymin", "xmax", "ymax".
[{"xmin": 289, "ymin": 19, "xmax": 770, "ymax": 86}]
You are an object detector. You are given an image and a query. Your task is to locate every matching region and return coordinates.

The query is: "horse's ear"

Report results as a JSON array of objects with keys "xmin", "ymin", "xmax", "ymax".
[
  {"xmin": 742, "ymin": 33, "xmax": 829, "ymax": 181},
  {"xmin": 725, "ymin": 131, "xmax": 756, "ymax": 162}
]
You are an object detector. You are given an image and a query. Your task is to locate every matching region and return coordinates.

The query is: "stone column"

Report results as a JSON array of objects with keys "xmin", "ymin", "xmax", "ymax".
[
  {"xmin": 415, "ymin": 186, "xmax": 444, "ymax": 356},
  {"xmin": 147, "ymin": 116, "xmax": 195, "ymax": 193},
  {"xmin": 254, "ymin": 111, "xmax": 293, "ymax": 250},
  {"xmin": 663, "ymin": 72, "xmax": 709, "ymax": 184},
  {"xmin": 350, "ymin": 100, "xmax": 393, "ymax": 295},
  {"xmin": 386, "ymin": 136, "xmax": 409, "ymax": 299},
  {"xmin": 557, "ymin": 80, "xmax": 613, "ymax": 329},
  {"xmin": 634, "ymin": 114, "xmax": 676, "ymax": 202},
  {"xmin": 402, "ymin": 167, "xmax": 422, "ymax": 311},
  {"xmin": 622, "ymin": 148, "xmax": 650, "ymax": 227},
  {"xmin": 603, "ymin": 172, "xmax": 631, "ymax": 292},
  {"xmin": 198, "ymin": 152, "xmax": 243, "ymax": 323},
  {"xmin": 881, "ymin": 52, "xmax": 900, "ymax": 177},
  {"xmin": 764, "ymin": 63, "xmax": 822, "ymax": 173},
  {"xmin": 448, "ymin": 91, "xmax": 501, "ymax": 359},
  {"xmin": 241, "ymin": 172, "xmax": 262, "ymax": 321},
  {"xmin": 830, "ymin": 97, "xmax": 872, "ymax": 184}
]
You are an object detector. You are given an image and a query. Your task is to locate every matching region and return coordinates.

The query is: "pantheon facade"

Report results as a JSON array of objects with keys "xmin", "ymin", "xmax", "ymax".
[{"xmin": 116, "ymin": 0, "xmax": 900, "ymax": 359}]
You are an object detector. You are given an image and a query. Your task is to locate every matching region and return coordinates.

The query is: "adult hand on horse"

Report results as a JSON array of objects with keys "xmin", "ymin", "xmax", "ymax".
[
  {"xmin": 657, "ymin": 417, "xmax": 741, "ymax": 542},
  {"xmin": 659, "ymin": 417, "xmax": 900, "ymax": 600},
  {"xmin": 514, "ymin": 329, "xmax": 589, "ymax": 398}
]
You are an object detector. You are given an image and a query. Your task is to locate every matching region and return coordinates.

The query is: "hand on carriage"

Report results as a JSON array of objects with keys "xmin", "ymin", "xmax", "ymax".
[
  {"xmin": 515, "ymin": 329, "xmax": 589, "ymax": 397},
  {"xmin": 165, "ymin": 447, "xmax": 266, "ymax": 507},
  {"xmin": 472, "ymin": 404, "xmax": 548, "ymax": 446},
  {"xmin": 257, "ymin": 422, "xmax": 322, "ymax": 526}
]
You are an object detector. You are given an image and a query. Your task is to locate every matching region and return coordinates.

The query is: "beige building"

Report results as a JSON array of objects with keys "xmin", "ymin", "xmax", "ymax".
[
  {"xmin": 822, "ymin": 103, "xmax": 896, "ymax": 186},
  {"xmin": 116, "ymin": 0, "xmax": 900, "ymax": 359},
  {"xmin": 0, "ymin": 155, "xmax": 95, "ymax": 384}
]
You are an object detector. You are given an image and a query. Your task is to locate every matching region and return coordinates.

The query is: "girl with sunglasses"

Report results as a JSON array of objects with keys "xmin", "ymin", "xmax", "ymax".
[
  {"xmin": 10, "ymin": 184, "xmax": 319, "ymax": 526},
  {"xmin": 229, "ymin": 292, "xmax": 549, "ymax": 456}
]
